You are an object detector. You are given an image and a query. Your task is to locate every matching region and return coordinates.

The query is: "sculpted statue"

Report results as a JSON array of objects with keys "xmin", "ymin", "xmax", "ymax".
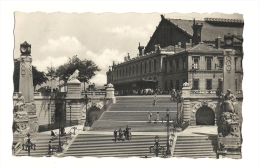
[
  {"xmin": 14, "ymin": 92, "xmax": 25, "ymax": 111},
  {"xmin": 222, "ymin": 89, "xmax": 236, "ymax": 113},
  {"xmin": 68, "ymin": 69, "xmax": 79, "ymax": 81}
]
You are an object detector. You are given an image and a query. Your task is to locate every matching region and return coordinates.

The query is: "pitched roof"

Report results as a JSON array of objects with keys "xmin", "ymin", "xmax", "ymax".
[
  {"xmin": 186, "ymin": 43, "xmax": 223, "ymax": 53},
  {"xmin": 167, "ymin": 19, "xmax": 243, "ymax": 42}
]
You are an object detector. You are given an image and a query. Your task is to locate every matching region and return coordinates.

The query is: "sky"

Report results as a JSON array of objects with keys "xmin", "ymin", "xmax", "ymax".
[{"xmin": 14, "ymin": 12, "xmax": 243, "ymax": 86}]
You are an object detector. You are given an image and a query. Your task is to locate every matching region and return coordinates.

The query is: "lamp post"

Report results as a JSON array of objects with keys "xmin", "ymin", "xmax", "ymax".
[
  {"xmin": 165, "ymin": 108, "xmax": 171, "ymax": 155},
  {"xmin": 22, "ymin": 133, "xmax": 36, "ymax": 156},
  {"xmin": 149, "ymin": 135, "xmax": 165, "ymax": 157},
  {"xmin": 83, "ymin": 92, "xmax": 91, "ymax": 128}
]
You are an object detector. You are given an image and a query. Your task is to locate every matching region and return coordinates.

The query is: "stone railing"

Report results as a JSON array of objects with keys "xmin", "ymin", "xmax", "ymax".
[
  {"xmin": 190, "ymin": 90, "xmax": 217, "ymax": 94},
  {"xmin": 12, "ymin": 142, "xmax": 21, "ymax": 156},
  {"xmin": 80, "ymin": 91, "xmax": 106, "ymax": 96},
  {"xmin": 13, "ymin": 92, "xmax": 42, "ymax": 97}
]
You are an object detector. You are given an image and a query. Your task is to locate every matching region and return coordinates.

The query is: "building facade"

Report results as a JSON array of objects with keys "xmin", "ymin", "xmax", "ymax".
[{"xmin": 107, "ymin": 15, "xmax": 243, "ymax": 96}]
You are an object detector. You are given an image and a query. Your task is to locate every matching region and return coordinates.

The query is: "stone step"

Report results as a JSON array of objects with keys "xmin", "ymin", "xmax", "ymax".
[{"xmin": 64, "ymin": 152, "xmax": 153, "ymax": 158}]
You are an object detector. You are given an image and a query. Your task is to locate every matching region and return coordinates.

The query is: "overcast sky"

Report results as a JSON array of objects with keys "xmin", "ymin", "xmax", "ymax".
[{"xmin": 14, "ymin": 12, "xmax": 243, "ymax": 86}]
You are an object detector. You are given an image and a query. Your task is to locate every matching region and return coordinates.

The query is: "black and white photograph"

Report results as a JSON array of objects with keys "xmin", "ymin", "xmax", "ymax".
[{"xmin": 1, "ymin": 1, "xmax": 260, "ymax": 168}]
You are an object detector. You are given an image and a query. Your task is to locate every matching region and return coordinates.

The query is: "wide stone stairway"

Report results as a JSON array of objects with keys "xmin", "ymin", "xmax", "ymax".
[
  {"xmin": 90, "ymin": 96, "xmax": 177, "ymax": 132},
  {"xmin": 16, "ymin": 133, "xmax": 59, "ymax": 157},
  {"xmin": 173, "ymin": 135, "xmax": 217, "ymax": 158},
  {"xmin": 65, "ymin": 134, "xmax": 168, "ymax": 158}
]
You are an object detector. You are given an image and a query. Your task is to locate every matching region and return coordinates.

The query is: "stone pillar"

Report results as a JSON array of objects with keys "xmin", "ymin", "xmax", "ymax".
[
  {"xmin": 66, "ymin": 74, "xmax": 82, "ymax": 125},
  {"xmin": 181, "ymin": 82, "xmax": 191, "ymax": 122},
  {"xmin": 13, "ymin": 41, "xmax": 38, "ymax": 145},
  {"xmin": 106, "ymin": 83, "xmax": 116, "ymax": 103},
  {"xmin": 223, "ymin": 49, "xmax": 236, "ymax": 96}
]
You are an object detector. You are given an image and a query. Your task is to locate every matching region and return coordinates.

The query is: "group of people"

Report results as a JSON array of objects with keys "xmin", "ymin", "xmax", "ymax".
[
  {"xmin": 113, "ymin": 125, "xmax": 131, "ymax": 142},
  {"xmin": 148, "ymin": 112, "xmax": 160, "ymax": 123},
  {"xmin": 148, "ymin": 111, "xmax": 171, "ymax": 124}
]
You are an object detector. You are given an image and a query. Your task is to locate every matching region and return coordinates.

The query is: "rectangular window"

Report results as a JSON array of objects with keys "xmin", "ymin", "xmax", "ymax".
[
  {"xmin": 235, "ymin": 79, "xmax": 237, "ymax": 90},
  {"xmin": 140, "ymin": 63, "xmax": 143, "ymax": 74},
  {"xmin": 144, "ymin": 62, "xmax": 147, "ymax": 73},
  {"xmin": 154, "ymin": 59, "xmax": 156, "ymax": 71},
  {"xmin": 218, "ymin": 79, "xmax": 223, "ymax": 90},
  {"xmin": 170, "ymin": 80, "xmax": 173, "ymax": 89},
  {"xmin": 117, "ymin": 70, "xmax": 118, "ymax": 78},
  {"xmin": 176, "ymin": 80, "xmax": 179, "ymax": 90},
  {"xmin": 137, "ymin": 64, "xmax": 139, "ymax": 74},
  {"xmin": 206, "ymin": 79, "xmax": 212, "ymax": 90},
  {"xmin": 175, "ymin": 59, "xmax": 179, "ymax": 70},
  {"xmin": 183, "ymin": 58, "xmax": 186, "ymax": 69},
  {"xmin": 123, "ymin": 68, "xmax": 124, "ymax": 77},
  {"xmin": 193, "ymin": 58, "xmax": 199, "ymax": 69},
  {"xmin": 120, "ymin": 69, "xmax": 121, "ymax": 78},
  {"xmin": 126, "ymin": 67, "xmax": 128, "ymax": 76},
  {"xmin": 207, "ymin": 58, "xmax": 212, "ymax": 70},
  {"xmin": 169, "ymin": 60, "xmax": 173, "ymax": 72},
  {"xmin": 164, "ymin": 62, "xmax": 167, "ymax": 72},
  {"xmin": 149, "ymin": 60, "xmax": 151, "ymax": 72},
  {"xmin": 129, "ymin": 66, "xmax": 131, "ymax": 76},
  {"xmin": 132, "ymin": 65, "xmax": 134, "ymax": 75},
  {"xmin": 235, "ymin": 58, "xmax": 237, "ymax": 71},
  {"xmin": 165, "ymin": 81, "xmax": 168, "ymax": 90},
  {"xmin": 193, "ymin": 79, "xmax": 199, "ymax": 90},
  {"xmin": 219, "ymin": 58, "xmax": 223, "ymax": 69}
]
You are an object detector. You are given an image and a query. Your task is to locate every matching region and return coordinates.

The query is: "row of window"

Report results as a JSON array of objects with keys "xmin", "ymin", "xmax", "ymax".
[
  {"xmin": 164, "ymin": 79, "xmax": 225, "ymax": 90},
  {"xmin": 116, "ymin": 59, "xmax": 158, "ymax": 78},
  {"xmin": 164, "ymin": 57, "xmax": 242, "ymax": 72}
]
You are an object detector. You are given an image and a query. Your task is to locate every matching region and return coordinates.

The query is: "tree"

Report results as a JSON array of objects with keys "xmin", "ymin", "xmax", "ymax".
[
  {"xmin": 56, "ymin": 55, "xmax": 101, "ymax": 86},
  {"xmin": 13, "ymin": 59, "xmax": 49, "ymax": 92}
]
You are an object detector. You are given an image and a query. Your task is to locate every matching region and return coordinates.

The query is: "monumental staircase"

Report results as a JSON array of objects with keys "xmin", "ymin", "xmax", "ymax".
[
  {"xmin": 173, "ymin": 135, "xmax": 217, "ymax": 158},
  {"xmin": 65, "ymin": 134, "xmax": 168, "ymax": 158},
  {"xmin": 90, "ymin": 96, "xmax": 177, "ymax": 132}
]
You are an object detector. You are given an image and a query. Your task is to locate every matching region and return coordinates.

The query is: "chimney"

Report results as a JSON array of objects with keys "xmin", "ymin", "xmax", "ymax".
[
  {"xmin": 215, "ymin": 36, "xmax": 221, "ymax": 49},
  {"xmin": 138, "ymin": 42, "xmax": 144, "ymax": 56},
  {"xmin": 192, "ymin": 19, "xmax": 203, "ymax": 45}
]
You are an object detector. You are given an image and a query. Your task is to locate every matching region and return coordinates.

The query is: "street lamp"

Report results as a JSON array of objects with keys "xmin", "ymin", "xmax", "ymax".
[
  {"xmin": 149, "ymin": 135, "xmax": 165, "ymax": 157},
  {"xmin": 165, "ymin": 108, "xmax": 171, "ymax": 155},
  {"xmin": 22, "ymin": 133, "xmax": 36, "ymax": 156},
  {"xmin": 83, "ymin": 93, "xmax": 91, "ymax": 129}
]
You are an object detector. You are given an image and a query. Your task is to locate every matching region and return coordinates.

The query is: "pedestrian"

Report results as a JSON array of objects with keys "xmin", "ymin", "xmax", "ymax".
[
  {"xmin": 125, "ymin": 125, "xmax": 129, "ymax": 140},
  {"xmin": 118, "ymin": 127, "xmax": 123, "ymax": 140},
  {"xmin": 155, "ymin": 112, "xmax": 160, "ymax": 124},
  {"xmin": 148, "ymin": 111, "xmax": 152, "ymax": 123},
  {"xmin": 114, "ymin": 129, "xmax": 117, "ymax": 142}
]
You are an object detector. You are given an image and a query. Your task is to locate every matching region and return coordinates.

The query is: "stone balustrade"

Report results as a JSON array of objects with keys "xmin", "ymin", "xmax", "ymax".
[{"xmin": 190, "ymin": 90, "xmax": 217, "ymax": 94}]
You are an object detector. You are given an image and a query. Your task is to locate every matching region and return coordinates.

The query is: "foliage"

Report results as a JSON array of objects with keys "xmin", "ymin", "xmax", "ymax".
[
  {"xmin": 52, "ymin": 92, "xmax": 66, "ymax": 124},
  {"xmin": 13, "ymin": 59, "xmax": 48, "ymax": 92},
  {"xmin": 56, "ymin": 55, "xmax": 101, "ymax": 83}
]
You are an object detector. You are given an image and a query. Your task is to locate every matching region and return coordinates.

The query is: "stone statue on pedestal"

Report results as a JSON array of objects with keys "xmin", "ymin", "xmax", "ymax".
[{"xmin": 218, "ymin": 89, "xmax": 239, "ymax": 137}]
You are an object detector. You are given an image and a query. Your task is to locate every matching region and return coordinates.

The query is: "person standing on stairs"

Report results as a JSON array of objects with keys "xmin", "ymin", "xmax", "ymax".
[
  {"xmin": 148, "ymin": 111, "xmax": 152, "ymax": 123},
  {"xmin": 114, "ymin": 129, "xmax": 117, "ymax": 142},
  {"xmin": 155, "ymin": 112, "xmax": 160, "ymax": 124}
]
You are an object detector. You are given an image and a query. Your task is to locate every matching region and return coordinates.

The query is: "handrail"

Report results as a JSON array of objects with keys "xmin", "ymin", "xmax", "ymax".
[{"xmin": 12, "ymin": 142, "xmax": 21, "ymax": 155}]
